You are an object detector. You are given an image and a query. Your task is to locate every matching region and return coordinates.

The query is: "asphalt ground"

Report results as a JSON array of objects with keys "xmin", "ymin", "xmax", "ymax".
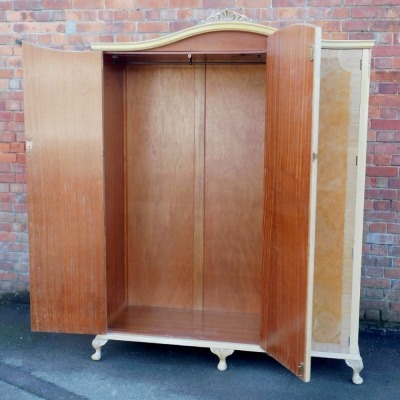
[{"xmin": 0, "ymin": 300, "xmax": 399, "ymax": 400}]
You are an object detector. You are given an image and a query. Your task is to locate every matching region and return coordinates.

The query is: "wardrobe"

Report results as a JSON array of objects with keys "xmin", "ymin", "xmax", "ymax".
[{"xmin": 23, "ymin": 15, "xmax": 373, "ymax": 383}]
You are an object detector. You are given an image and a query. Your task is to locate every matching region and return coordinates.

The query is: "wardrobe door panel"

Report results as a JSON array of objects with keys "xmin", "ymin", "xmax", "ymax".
[
  {"xmin": 24, "ymin": 43, "xmax": 106, "ymax": 334},
  {"xmin": 261, "ymin": 25, "xmax": 321, "ymax": 381}
]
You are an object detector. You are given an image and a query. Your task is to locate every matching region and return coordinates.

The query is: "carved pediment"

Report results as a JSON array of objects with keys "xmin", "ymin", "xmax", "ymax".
[{"xmin": 201, "ymin": 9, "xmax": 252, "ymax": 24}]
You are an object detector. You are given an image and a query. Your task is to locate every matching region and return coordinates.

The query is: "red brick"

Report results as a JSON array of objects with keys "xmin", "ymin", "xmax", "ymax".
[
  {"xmin": 332, "ymin": 7, "xmax": 350, "ymax": 18},
  {"xmin": 391, "ymin": 155, "xmax": 400, "ymax": 166},
  {"xmin": 73, "ymin": 0, "xmax": 103, "ymax": 8},
  {"xmin": 0, "ymin": 111, "xmax": 13, "ymax": 121},
  {"xmin": 16, "ymin": 153, "xmax": 25, "ymax": 164},
  {"xmin": 0, "ymin": 173, "xmax": 15, "ymax": 183},
  {"xmin": 135, "ymin": 0, "xmax": 169, "ymax": 7},
  {"xmin": 392, "ymin": 202, "xmax": 400, "ymax": 212},
  {"xmin": 375, "ymin": 58, "xmax": 393, "ymax": 69},
  {"xmin": 366, "ymin": 166, "xmax": 398, "ymax": 177},
  {"xmin": 351, "ymin": 7, "xmax": 379, "ymax": 18},
  {"xmin": 371, "ymin": 20, "xmax": 400, "ymax": 32},
  {"xmin": 0, "ymin": 153, "xmax": 16, "ymax": 163},
  {"xmin": 342, "ymin": 20, "xmax": 370, "ymax": 31},
  {"xmin": 379, "ymin": 83, "xmax": 398, "ymax": 94},
  {"xmin": 104, "ymin": 0, "xmax": 132, "ymax": 7},
  {"xmin": 14, "ymin": 0, "xmax": 42, "ymax": 10},
  {"xmin": 362, "ymin": 276, "xmax": 390, "ymax": 289},
  {"xmin": 380, "ymin": 108, "xmax": 398, "ymax": 119},
  {"xmin": 43, "ymin": 0, "xmax": 72, "ymax": 9},
  {"xmin": 0, "ymin": 232, "xmax": 16, "ymax": 241},
  {"xmin": 308, "ymin": 0, "xmax": 340, "ymax": 4},
  {"xmin": 136, "ymin": 21, "xmax": 169, "ymax": 33},
  {"xmin": 169, "ymin": 0, "xmax": 202, "ymax": 6},
  {"xmin": 389, "ymin": 178, "xmax": 400, "ymax": 189},
  {"xmin": 0, "ymin": 271, "xmax": 17, "ymax": 280},
  {"xmin": 369, "ymin": 222, "xmax": 387, "ymax": 233},
  {"xmin": 373, "ymin": 200, "xmax": 391, "ymax": 211},
  {"xmin": 373, "ymin": 154, "xmax": 391, "ymax": 165},
  {"xmin": 364, "ymin": 211, "xmax": 396, "ymax": 222},
  {"xmin": 385, "ymin": 268, "xmax": 400, "ymax": 279},
  {"xmin": 374, "ymin": 143, "xmax": 400, "ymax": 154},
  {"xmin": 374, "ymin": 46, "xmax": 400, "ymax": 57},
  {"xmin": 98, "ymin": 11, "xmax": 113, "ymax": 21},
  {"xmin": 365, "ymin": 189, "xmax": 396, "ymax": 200},
  {"xmin": 0, "ymin": 2, "xmax": 12, "ymax": 11},
  {"xmin": 371, "ymin": 71, "xmax": 400, "ymax": 83},
  {"xmin": 371, "ymin": 119, "xmax": 400, "ymax": 130},
  {"xmin": 376, "ymin": 131, "xmax": 395, "ymax": 142}
]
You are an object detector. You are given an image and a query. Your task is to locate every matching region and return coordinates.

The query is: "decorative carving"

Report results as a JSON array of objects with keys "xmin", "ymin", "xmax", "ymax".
[
  {"xmin": 345, "ymin": 359, "xmax": 364, "ymax": 384},
  {"xmin": 201, "ymin": 9, "xmax": 252, "ymax": 24},
  {"xmin": 91, "ymin": 337, "xmax": 108, "ymax": 361},
  {"xmin": 210, "ymin": 348, "xmax": 234, "ymax": 371}
]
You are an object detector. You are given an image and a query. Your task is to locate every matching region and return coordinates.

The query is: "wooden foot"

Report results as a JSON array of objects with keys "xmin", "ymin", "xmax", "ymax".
[
  {"xmin": 91, "ymin": 336, "xmax": 108, "ymax": 361},
  {"xmin": 210, "ymin": 348, "xmax": 234, "ymax": 371},
  {"xmin": 345, "ymin": 359, "xmax": 364, "ymax": 384}
]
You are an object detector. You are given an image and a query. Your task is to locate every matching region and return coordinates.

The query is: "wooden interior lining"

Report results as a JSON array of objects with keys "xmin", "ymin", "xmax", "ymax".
[
  {"xmin": 108, "ymin": 306, "xmax": 259, "ymax": 344},
  {"xmin": 193, "ymin": 61, "xmax": 206, "ymax": 310},
  {"xmin": 203, "ymin": 64, "xmax": 265, "ymax": 315},
  {"xmin": 104, "ymin": 65, "xmax": 126, "ymax": 322},
  {"xmin": 125, "ymin": 65, "xmax": 195, "ymax": 309}
]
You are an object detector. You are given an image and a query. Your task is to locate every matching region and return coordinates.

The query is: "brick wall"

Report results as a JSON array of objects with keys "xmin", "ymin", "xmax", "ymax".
[{"xmin": 0, "ymin": 0, "xmax": 399, "ymax": 328}]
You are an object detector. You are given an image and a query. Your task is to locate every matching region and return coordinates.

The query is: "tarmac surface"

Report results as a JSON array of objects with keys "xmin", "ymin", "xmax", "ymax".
[{"xmin": 0, "ymin": 300, "xmax": 399, "ymax": 399}]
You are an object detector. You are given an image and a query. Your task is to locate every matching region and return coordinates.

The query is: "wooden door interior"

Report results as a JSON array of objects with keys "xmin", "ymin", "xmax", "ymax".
[
  {"xmin": 261, "ymin": 25, "xmax": 321, "ymax": 382},
  {"xmin": 24, "ymin": 43, "xmax": 107, "ymax": 334}
]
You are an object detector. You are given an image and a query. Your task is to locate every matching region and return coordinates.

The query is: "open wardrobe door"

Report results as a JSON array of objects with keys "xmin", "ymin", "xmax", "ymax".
[{"xmin": 260, "ymin": 24, "xmax": 321, "ymax": 382}]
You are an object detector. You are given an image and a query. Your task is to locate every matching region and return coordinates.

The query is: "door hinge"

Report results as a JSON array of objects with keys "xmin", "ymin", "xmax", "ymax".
[
  {"xmin": 356, "ymin": 156, "xmax": 358, "ymax": 166},
  {"xmin": 26, "ymin": 140, "xmax": 33, "ymax": 153},
  {"xmin": 298, "ymin": 362, "xmax": 304, "ymax": 378},
  {"xmin": 312, "ymin": 152, "xmax": 318, "ymax": 162},
  {"xmin": 309, "ymin": 45, "xmax": 314, "ymax": 61},
  {"xmin": 360, "ymin": 59, "xmax": 362, "ymax": 70}
]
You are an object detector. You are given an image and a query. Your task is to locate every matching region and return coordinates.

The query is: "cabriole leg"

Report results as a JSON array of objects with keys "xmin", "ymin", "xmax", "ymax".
[
  {"xmin": 210, "ymin": 348, "xmax": 234, "ymax": 371},
  {"xmin": 91, "ymin": 336, "xmax": 108, "ymax": 361},
  {"xmin": 345, "ymin": 358, "xmax": 364, "ymax": 384}
]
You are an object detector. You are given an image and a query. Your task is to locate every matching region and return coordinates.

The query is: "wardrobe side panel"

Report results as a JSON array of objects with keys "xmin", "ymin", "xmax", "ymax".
[
  {"xmin": 125, "ymin": 65, "xmax": 195, "ymax": 309},
  {"xmin": 203, "ymin": 64, "xmax": 265, "ymax": 315},
  {"xmin": 104, "ymin": 65, "xmax": 126, "ymax": 321},
  {"xmin": 24, "ymin": 43, "xmax": 106, "ymax": 334},
  {"xmin": 312, "ymin": 49, "xmax": 362, "ymax": 353}
]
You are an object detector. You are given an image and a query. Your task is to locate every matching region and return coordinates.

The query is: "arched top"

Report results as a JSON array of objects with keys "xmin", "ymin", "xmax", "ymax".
[{"xmin": 91, "ymin": 21, "xmax": 277, "ymax": 52}]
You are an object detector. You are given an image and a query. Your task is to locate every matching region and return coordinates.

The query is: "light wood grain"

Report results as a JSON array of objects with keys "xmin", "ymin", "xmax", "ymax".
[
  {"xmin": 24, "ymin": 43, "xmax": 106, "ymax": 334},
  {"xmin": 313, "ymin": 49, "xmax": 363, "ymax": 349},
  {"xmin": 261, "ymin": 25, "xmax": 320, "ymax": 382},
  {"xmin": 203, "ymin": 63, "xmax": 265, "ymax": 314},
  {"xmin": 125, "ymin": 64, "xmax": 195, "ymax": 309}
]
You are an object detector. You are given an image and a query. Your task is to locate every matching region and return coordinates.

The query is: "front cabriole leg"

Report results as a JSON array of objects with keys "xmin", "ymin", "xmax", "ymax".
[
  {"xmin": 345, "ymin": 359, "xmax": 364, "ymax": 384},
  {"xmin": 91, "ymin": 336, "xmax": 108, "ymax": 361},
  {"xmin": 210, "ymin": 348, "xmax": 234, "ymax": 371}
]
